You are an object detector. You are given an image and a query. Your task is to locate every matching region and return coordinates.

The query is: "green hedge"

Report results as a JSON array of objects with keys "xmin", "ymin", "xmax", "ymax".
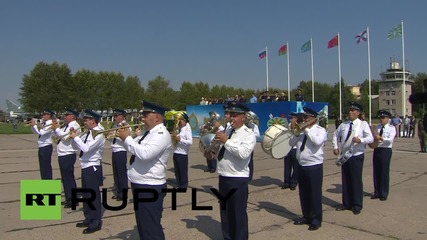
[{"xmin": 0, "ymin": 123, "xmax": 33, "ymax": 134}]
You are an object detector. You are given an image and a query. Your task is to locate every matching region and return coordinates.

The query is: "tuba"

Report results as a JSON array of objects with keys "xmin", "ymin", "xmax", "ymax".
[
  {"xmin": 199, "ymin": 111, "xmax": 222, "ymax": 154},
  {"xmin": 245, "ymin": 111, "xmax": 258, "ymax": 128},
  {"xmin": 171, "ymin": 112, "xmax": 186, "ymax": 145}
]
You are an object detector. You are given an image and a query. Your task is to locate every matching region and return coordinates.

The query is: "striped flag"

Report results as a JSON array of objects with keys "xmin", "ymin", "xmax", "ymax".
[
  {"xmin": 258, "ymin": 49, "xmax": 267, "ymax": 59},
  {"xmin": 278, "ymin": 44, "xmax": 287, "ymax": 56}
]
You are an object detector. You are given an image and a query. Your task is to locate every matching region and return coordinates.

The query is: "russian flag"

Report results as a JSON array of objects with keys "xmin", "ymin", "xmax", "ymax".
[{"xmin": 258, "ymin": 50, "xmax": 267, "ymax": 59}]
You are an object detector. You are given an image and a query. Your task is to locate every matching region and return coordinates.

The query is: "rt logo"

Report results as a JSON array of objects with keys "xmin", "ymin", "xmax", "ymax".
[{"xmin": 20, "ymin": 180, "xmax": 62, "ymax": 220}]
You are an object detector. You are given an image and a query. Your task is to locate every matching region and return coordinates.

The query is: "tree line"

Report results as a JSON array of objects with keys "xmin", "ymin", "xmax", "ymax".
[{"xmin": 19, "ymin": 61, "xmax": 427, "ymax": 118}]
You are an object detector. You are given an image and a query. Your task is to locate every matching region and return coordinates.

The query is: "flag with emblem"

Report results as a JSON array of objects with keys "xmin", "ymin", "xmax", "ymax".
[
  {"xmin": 387, "ymin": 23, "xmax": 402, "ymax": 40},
  {"xmin": 301, "ymin": 40, "xmax": 311, "ymax": 53},
  {"xmin": 278, "ymin": 44, "xmax": 287, "ymax": 56}
]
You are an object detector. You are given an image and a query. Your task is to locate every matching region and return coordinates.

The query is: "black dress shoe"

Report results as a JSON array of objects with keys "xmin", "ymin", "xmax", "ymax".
[
  {"xmin": 209, "ymin": 170, "xmax": 216, "ymax": 173},
  {"xmin": 293, "ymin": 218, "xmax": 308, "ymax": 225},
  {"xmin": 281, "ymin": 185, "xmax": 289, "ymax": 189},
  {"xmin": 112, "ymin": 195, "xmax": 119, "ymax": 199},
  {"xmin": 308, "ymin": 224, "xmax": 321, "ymax": 231},
  {"xmin": 82, "ymin": 225, "xmax": 101, "ymax": 234},
  {"xmin": 370, "ymin": 195, "xmax": 379, "ymax": 199},
  {"xmin": 64, "ymin": 202, "xmax": 79, "ymax": 208},
  {"xmin": 290, "ymin": 187, "xmax": 296, "ymax": 191},
  {"xmin": 76, "ymin": 222, "xmax": 89, "ymax": 228},
  {"xmin": 379, "ymin": 197, "xmax": 387, "ymax": 201},
  {"xmin": 115, "ymin": 197, "xmax": 123, "ymax": 201},
  {"xmin": 352, "ymin": 208, "xmax": 361, "ymax": 215},
  {"xmin": 335, "ymin": 206, "xmax": 349, "ymax": 211},
  {"xmin": 204, "ymin": 169, "xmax": 210, "ymax": 172}
]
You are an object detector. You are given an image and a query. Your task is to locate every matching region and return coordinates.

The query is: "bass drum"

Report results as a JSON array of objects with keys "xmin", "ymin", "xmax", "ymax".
[
  {"xmin": 262, "ymin": 125, "xmax": 293, "ymax": 159},
  {"xmin": 199, "ymin": 133, "xmax": 216, "ymax": 153}
]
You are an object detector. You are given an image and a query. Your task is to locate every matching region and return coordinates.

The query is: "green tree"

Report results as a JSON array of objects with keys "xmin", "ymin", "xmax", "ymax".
[
  {"xmin": 72, "ymin": 69, "xmax": 98, "ymax": 110},
  {"xmin": 144, "ymin": 76, "xmax": 177, "ymax": 109},
  {"xmin": 178, "ymin": 82, "xmax": 199, "ymax": 109},
  {"xmin": 122, "ymin": 76, "xmax": 145, "ymax": 110},
  {"xmin": 411, "ymin": 72, "xmax": 427, "ymax": 117},
  {"xmin": 19, "ymin": 61, "xmax": 72, "ymax": 113}
]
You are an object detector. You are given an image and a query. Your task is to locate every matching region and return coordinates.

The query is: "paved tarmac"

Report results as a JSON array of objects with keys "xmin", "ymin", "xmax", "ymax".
[{"xmin": 0, "ymin": 130, "xmax": 426, "ymax": 240}]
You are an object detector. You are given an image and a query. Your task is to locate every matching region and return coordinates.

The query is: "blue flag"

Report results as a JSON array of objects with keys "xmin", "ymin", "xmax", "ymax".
[{"xmin": 301, "ymin": 40, "xmax": 311, "ymax": 53}]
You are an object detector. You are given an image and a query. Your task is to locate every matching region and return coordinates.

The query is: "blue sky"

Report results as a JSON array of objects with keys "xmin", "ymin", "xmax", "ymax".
[{"xmin": 1, "ymin": 0, "xmax": 426, "ymax": 111}]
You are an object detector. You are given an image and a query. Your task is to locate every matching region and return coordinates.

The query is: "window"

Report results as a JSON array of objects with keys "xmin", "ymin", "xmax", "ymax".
[
  {"xmin": 391, "ymin": 91, "xmax": 395, "ymax": 96},
  {"xmin": 386, "ymin": 100, "xmax": 390, "ymax": 105},
  {"xmin": 392, "ymin": 100, "xmax": 396, "ymax": 104},
  {"xmin": 386, "ymin": 91, "xmax": 390, "ymax": 96}
]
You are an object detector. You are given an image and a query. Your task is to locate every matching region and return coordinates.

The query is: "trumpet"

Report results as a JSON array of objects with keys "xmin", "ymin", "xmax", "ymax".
[
  {"xmin": 25, "ymin": 119, "xmax": 41, "ymax": 126},
  {"xmin": 26, "ymin": 120, "xmax": 64, "ymax": 130},
  {"xmin": 53, "ymin": 127, "xmax": 86, "ymax": 143},
  {"xmin": 93, "ymin": 124, "xmax": 143, "ymax": 139}
]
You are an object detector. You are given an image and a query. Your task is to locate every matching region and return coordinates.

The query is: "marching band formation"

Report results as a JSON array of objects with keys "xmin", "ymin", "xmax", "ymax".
[{"xmin": 29, "ymin": 99, "xmax": 395, "ymax": 239}]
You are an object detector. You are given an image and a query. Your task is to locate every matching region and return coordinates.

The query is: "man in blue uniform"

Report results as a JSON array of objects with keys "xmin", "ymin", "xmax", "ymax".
[
  {"xmin": 110, "ymin": 109, "xmax": 129, "ymax": 201},
  {"xmin": 290, "ymin": 107, "xmax": 327, "ymax": 231},
  {"xmin": 371, "ymin": 110, "xmax": 396, "ymax": 201},
  {"xmin": 172, "ymin": 112, "xmax": 193, "ymax": 190},
  {"xmin": 215, "ymin": 101, "xmax": 256, "ymax": 240},
  {"xmin": 70, "ymin": 110, "xmax": 105, "ymax": 234},
  {"xmin": 333, "ymin": 102, "xmax": 373, "ymax": 215},
  {"xmin": 117, "ymin": 101, "xmax": 172, "ymax": 240},
  {"xmin": 52, "ymin": 108, "xmax": 81, "ymax": 208},
  {"xmin": 282, "ymin": 112, "xmax": 301, "ymax": 190},
  {"xmin": 31, "ymin": 109, "xmax": 55, "ymax": 179}
]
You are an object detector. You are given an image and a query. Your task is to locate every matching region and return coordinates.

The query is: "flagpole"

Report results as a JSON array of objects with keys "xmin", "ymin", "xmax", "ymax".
[
  {"xmin": 287, "ymin": 41, "xmax": 291, "ymax": 101},
  {"xmin": 338, "ymin": 33, "xmax": 342, "ymax": 120},
  {"xmin": 266, "ymin": 46, "xmax": 269, "ymax": 91},
  {"xmin": 367, "ymin": 27, "xmax": 372, "ymax": 125},
  {"xmin": 310, "ymin": 38, "xmax": 314, "ymax": 102},
  {"xmin": 401, "ymin": 20, "xmax": 406, "ymax": 116}
]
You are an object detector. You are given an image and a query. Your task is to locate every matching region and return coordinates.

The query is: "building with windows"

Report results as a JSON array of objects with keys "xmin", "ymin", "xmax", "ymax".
[{"xmin": 378, "ymin": 61, "xmax": 414, "ymax": 116}]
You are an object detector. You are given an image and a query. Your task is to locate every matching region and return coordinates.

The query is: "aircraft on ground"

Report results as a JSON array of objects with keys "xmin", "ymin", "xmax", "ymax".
[{"xmin": 5, "ymin": 100, "xmax": 30, "ymax": 122}]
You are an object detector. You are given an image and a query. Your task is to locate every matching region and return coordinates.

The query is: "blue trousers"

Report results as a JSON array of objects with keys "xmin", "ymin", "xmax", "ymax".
[
  {"xmin": 173, "ymin": 153, "xmax": 188, "ymax": 189},
  {"xmin": 219, "ymin": 176, "xmax": 249, "ymax": 240},
  {"xmin": 298, "ymin": 163, "xmax": 323, "ymax": 226},
  {"xmin": 248, "ymin": 151, "xmax": 254, "ymax": 181},
  {"xmin": 206, "ymin": 158, "xmax": 217, "ymax": 172},
  {"xmin": 58, "ymin": 153, "xmax": 77, "ymax": 203},
  {"xmin": 112, "ymin": 151, "xmax": 128, "ymax": 196},
  {"xmin": 38, "ymin": 145, "xmax": 53, "ymax": 179},
  {"xmin": 81, "ymin": 165, "xmax": 103, "ymax": 229},
  {"xmin": 131, "ymin": 183, "xmax": 166, "ymax": 240},
  {"xmin": 284, "ymin": 149, "xmax": 298, "ymax": 187},
  {"xmin": 373, "ymin": 148, "xmax": 393, "ymax": 199},
  {"xmin": 341, "ymin": 154, "xmax": 364, "ymax": 211}
]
